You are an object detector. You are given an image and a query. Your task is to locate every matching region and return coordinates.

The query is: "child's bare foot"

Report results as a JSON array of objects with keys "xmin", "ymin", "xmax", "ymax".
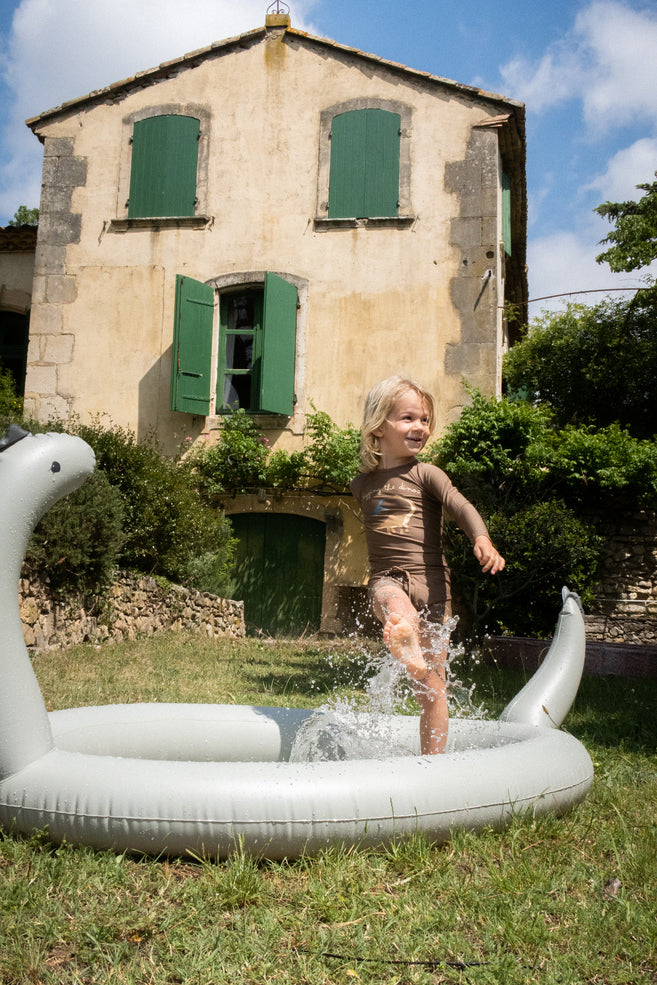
[{"xmin": 383, "ymin": 614, "xmax": 428, "ymax": 681}]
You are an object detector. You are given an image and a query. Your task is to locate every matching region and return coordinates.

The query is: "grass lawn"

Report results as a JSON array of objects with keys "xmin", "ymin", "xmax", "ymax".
[{"xmin": 1, "ymin": 632, "xmax": 656, "ymax": 984}]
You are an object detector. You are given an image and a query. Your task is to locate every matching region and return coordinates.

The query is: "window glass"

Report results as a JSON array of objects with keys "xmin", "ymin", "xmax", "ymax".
[{"xmin": 220, "ymin": 292, "xmax": 261, "ymax": 411}]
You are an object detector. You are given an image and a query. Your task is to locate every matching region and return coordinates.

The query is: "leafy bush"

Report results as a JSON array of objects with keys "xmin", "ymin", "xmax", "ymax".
[
  {"xmin": 190, "ymin": 408, "xmax": 360, "ymax": 496},
  {"xmin": 0, "ymin": 364, "xmax": 23, "ymax": 423},
  {"xmin": 529, "ymin": 422, "xmax": 657, "ymax": 507},
  {"xmin": 301, "ymin": 411, "xmax": 360, "ymax": 491},
  {"xmin": 431, "ymin": 388, "xmax": 554, "ymax": 511},
  {"xmin": 28, "ymin": 418, "xmax": 236, "ymax": 597},
  {"xmin": 25, "ymin": 470, "xmax": 125, "ymax": 599},
  {"xmin": 432, "ymin": 391, "xmax": 609, "ymax": 637},
  {"xmin": 264, "ymin": 448, "xmax": 307, "ymax": 488},
  {"xmin": 189, "ymin": 409, "xmax": 269, "ymax": 500},
  {"xmin": 445, "ymin": 500, "xmax": 601, "ymax": 637}
]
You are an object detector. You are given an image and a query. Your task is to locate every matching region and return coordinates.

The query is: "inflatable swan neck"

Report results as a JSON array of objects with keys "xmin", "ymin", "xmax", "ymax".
[
  {"xmin": 0, "ymin": 430, "xmax": 95, "ymax": 779},
  {"xmin": 499, "ymin": 588, "xmax": 586, "ymax": 728}
]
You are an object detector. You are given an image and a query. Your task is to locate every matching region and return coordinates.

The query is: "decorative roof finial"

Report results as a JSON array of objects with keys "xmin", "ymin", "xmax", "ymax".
[{"xmin": 265, "ymin": 1, "xmax": 290, "ymax": 28}]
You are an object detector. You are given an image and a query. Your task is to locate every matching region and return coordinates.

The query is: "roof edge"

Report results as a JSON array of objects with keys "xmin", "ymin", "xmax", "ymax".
[{"xmin": 26, "ymin": 24, "xmax": 524, "ymax": 131}]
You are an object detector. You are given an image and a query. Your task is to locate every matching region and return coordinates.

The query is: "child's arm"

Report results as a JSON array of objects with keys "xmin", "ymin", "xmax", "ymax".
[{"xmin": 474, "ymin": 535, "xmax": 505, "ymax": 575}]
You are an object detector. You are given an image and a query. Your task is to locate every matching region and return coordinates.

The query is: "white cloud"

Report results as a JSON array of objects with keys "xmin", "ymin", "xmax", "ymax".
[
  {"xmin": 527, "ymin": 229, "xmax": 644, "ymax": 318},
  {"xmin": 499, "ymin": 0, "xmax": 657, "ymax": 131},
  {"xmin": 5, "ymin": 0, "xmax": 319, "ymax": 119},
  {"xmin": 585, "ymin": 137, "xmax": 657, "ymax": 202},
  {"xmin": 575, "ymin": 1, "xmax": 657, "ymax": 129},
  {"xmin": 498, "ymin": 46, "xmax": 581, "ymax": 113},
  {"xmin": 0, "ymin": 0, "xmax": 320, "ymax": 219}
]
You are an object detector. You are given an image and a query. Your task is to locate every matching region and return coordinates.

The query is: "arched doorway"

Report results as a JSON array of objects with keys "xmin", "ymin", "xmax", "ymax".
[{"xmin": 228, "ymin": 513, "xmax": 326, "ymax": 636}]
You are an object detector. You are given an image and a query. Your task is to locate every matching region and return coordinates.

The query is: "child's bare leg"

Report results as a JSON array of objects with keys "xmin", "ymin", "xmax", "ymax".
[
  {"xmin": 415, "ymin": 632, "xmax": 448, "ymax": 754},
  {"xmin": 415, "ymin": 623, "xmax": 449, "ymax": 754},
  {"xmin": 371, "ymin": 581, "xmax": 447, "ymax": 754}
]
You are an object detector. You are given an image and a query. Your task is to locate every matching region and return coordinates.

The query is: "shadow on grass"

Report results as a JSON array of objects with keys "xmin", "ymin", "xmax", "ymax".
[
  {"xmin": 237, "ymin": 635, "xmax": 657, "ymax": 754},
  {"xmin": 567, "ymin": 674, "xmax": 657, "ymax": 752},
  {"xmin": 239, "ymin": 638, "xmax": 379, "ymax": 700},
  {"xmin": 467, "ymin": 661, "xmax": 657, "ymax": 754}
]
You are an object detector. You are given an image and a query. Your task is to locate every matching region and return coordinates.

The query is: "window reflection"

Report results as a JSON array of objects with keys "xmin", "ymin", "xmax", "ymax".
[{"xmin": 220, "ymin": 291, "xmax": 260, "ymax": 411}]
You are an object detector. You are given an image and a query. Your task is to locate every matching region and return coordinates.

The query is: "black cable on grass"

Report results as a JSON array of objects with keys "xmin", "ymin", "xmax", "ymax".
[{"xmin": 306, "ymin": 950, "xmax": 486, "ymax": 969}]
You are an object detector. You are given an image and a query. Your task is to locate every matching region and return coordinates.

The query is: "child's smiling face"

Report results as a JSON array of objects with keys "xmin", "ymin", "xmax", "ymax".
[{"xmin": 374, "ymin": 389, "xmax": 432, "ymax": 467}]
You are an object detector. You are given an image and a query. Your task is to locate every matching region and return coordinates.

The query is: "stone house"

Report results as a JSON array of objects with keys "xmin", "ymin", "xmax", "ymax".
[{"xmin": 21, "ymin": 13, "xmax": 527, "ymax": 634}]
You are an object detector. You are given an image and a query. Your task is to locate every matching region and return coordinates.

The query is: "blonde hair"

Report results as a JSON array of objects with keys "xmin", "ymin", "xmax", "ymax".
[{"xmin": 359, "ymin": 375, "xmax": 435, "ymax": 472}]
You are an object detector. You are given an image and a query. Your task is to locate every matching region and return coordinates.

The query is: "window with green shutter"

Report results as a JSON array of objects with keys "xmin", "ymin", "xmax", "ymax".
[
  {"xmin": 328, "ymin": 109, "xmax": 401, "ymax": 219},
  {"xmin": 170, "ymin": 275, "xmax": 214, "ymax": 414},
  {"xmin": 502, "ymin": 172, "xmax": 512, "ymax": 257},
  {"xmin": 128, "ymin": 115, "xmax": 200, "ymax": 219},
  {"xmin": 170, "ymin": 273, "xmax": 298, "ymax": 417}
]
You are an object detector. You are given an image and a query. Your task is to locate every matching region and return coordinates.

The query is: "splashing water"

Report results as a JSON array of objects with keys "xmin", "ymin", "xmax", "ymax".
[{"xmin": 289, "ymin": 616, "xmax": 488, "ymax": 762}]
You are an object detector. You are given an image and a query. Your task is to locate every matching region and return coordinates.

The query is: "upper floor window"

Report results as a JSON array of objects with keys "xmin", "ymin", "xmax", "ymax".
[
  {"xmin": 128, "ymin": 115, "xmax": 200, "ymax": 219},
  {"xmin": 328, "ymin": 108, "xmax": 401, "ymax": 219},
  {"xmin": 315, "ymin": 99, "xmax": 414, "ymax": 228}
]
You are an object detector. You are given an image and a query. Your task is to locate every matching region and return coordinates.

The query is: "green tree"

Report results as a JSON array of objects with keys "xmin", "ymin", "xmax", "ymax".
[
  {"xmin": 8, "ymin": 205, "xmax": 39, "ymax": 227},
  {"xmin": 595, "ymin": 174, "xmax": 657, "ymax": 275},
  {"xmin": 503, "ymin": 297, "xmax": 657, "ymax": 438}
]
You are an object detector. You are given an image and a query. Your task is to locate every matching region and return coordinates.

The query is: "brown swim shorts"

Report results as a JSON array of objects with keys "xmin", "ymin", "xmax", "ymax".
[{"xmin": 367, "ymin": 566, "xmax": 450, "ymax": 623}]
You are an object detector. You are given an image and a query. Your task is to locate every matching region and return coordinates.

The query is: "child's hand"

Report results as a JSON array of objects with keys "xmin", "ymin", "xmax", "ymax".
[{"xmin": 474, "ymin": 536, "xmax": 505, "ymax": 575}]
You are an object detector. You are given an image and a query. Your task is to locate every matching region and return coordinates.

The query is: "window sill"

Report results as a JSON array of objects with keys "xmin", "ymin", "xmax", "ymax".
[
  {"xmin": 205, "ymin": 412, "xmax": 292, "ymax": 424},
  {"xmin": 313, "ymin": 215, "xmax": 416, "ymax": 231},
  {"xmin": 108, "ymin": 216, "xmax": 213, "ymax": 232}
]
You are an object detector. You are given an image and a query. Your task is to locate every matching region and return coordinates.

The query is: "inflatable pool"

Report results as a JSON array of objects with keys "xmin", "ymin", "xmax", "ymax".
[{"xmin": 0, "ymin": 428, "xmax": 594, "ymax": 859}]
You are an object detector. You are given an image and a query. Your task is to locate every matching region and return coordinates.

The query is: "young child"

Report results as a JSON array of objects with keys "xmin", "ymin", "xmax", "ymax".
[{"xmin": 350, "ymin": 376, "xmax": 505, "ymax": 755}]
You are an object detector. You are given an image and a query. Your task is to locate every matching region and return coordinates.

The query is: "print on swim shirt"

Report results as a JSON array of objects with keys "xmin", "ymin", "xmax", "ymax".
[{"xmin": 370, "ymin": 492, "xmax": 417, "ymax": 536}]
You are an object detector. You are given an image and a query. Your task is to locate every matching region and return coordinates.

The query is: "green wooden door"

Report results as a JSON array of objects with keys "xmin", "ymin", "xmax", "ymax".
[{"xmin": 228, "ymin": 514, "xmax": 325, "ymax": 635}]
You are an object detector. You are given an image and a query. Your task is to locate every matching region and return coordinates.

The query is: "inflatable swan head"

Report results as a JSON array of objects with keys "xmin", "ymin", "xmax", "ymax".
[
  {"xmin": 0, "ymin": 426, "xmax": 96, "ymax": 547},
  {"xmin": 0, "ymin": 427, "xmax": 96, "ymax": 778}
]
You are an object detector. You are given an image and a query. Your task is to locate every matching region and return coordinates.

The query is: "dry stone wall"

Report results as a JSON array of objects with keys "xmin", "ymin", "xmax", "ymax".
[
  {"xmin": 585, "ymin": 510, "xmax": 657, "ymax": 645},
  {"xmin": 20, "ymin": 571, "xmax": 245, "ymax": 652}
]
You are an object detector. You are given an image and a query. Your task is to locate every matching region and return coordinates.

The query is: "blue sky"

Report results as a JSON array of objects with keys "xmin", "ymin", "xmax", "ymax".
[{"xmin": 1, "ymin": 0, "xmax": 656, "ymax": 317}]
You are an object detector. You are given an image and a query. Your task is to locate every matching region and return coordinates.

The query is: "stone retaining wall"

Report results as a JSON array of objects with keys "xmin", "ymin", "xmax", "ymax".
[
  {"xmin": 587, "ymin": 510, "xmax": 657, "ymax": 644},
  {"xmin": 20, "ymin": 572, "xmax": 245, "ymax": 651}
]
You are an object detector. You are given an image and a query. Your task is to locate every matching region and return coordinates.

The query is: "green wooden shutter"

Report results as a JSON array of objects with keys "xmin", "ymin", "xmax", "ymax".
[
  {"xmin": 259, "ymin": 273, "xmax": 297, "ymax": 416},
  {"xmin": 328, "ymin": 109, "xmax": 400, "ymax": 218},
  {"xmin": 170, "ymin": 275, "xmax": 214, "ymax": 414},
  {"xmin": 502, "ymin": 172, "xmax": 512, "ymax": 256},
  {"xmin": 129, "ymin": 115, "xmax": 200, "ymax": 218}
]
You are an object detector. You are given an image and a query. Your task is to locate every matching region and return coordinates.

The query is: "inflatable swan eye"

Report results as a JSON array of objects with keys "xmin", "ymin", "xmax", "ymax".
[{"xmin": 50, "ymin": 462, "xmax": 61, "ymax": 473}]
